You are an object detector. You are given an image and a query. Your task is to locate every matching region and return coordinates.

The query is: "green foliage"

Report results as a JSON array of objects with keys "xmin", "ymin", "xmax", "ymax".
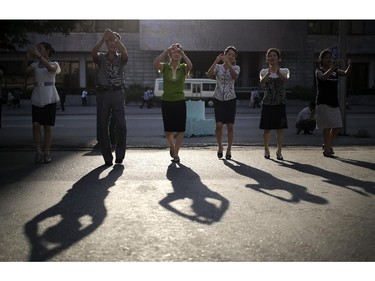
[
  {"xmin": 287, "ymin": 86, "xmax": 316, "ymax": 100},
  {"xmin": 125, "ymin": 84, "xmax": 145, "ymax": 103},
  {"xmin": 0, "ymin": 20, "xmax": 78, "ymax": 51}
]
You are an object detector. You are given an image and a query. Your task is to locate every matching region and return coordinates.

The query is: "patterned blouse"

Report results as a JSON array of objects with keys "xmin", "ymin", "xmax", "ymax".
[
  {"xmin": 259, "ymin": 68, "xmax": 290, "ymax": 105},
  {"xmin": 213, "ymin": 64, "xmax": 240, "ymax": 101},
  {"xmin": 94, "ymin": 52, "xmax": 127, "ymax": 87}
]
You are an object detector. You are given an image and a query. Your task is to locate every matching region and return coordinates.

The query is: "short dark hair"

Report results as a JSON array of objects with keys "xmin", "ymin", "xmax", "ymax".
[
  {"xmin": 224, "ymin": 46, "xmax": 238, "ymax": 56},
  {"xmin": 38, "ymin": 42, "xmax": 55, "ymax": 56},
  {"xmin": 318, "ymin": 49, "xmax": 332, "ymax": 66},
  {"xmin": 266, "ymin": 48, "xmax": 281, "ymax": 61}
]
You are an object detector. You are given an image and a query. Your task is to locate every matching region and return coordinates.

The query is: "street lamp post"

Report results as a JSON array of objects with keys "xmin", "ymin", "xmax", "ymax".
[{"xmin": 339, "ymin": 20, "xmax": 348, "ymax": 135}]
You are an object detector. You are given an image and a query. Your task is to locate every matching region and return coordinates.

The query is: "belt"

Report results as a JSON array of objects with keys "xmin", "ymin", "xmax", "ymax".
[
  {"xmin": 34, "ymin": 82, "xmax": 55, "ymax": 87},
  {"xmin": 97, "ymin": 85, "xmax": 123, "ymax": 92}
]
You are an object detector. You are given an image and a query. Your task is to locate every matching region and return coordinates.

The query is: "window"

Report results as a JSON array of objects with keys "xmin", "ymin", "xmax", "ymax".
[
  {"xmin": 58, "ymin": 61, "xmax": 79, "ymax": 89},
  {"xmin": 308, "ymin": 21, "xmax": 339, "ymax": 35},
  {"xmin": 203, "ymin": 83, "xmax": 216, "ymax": 91}
]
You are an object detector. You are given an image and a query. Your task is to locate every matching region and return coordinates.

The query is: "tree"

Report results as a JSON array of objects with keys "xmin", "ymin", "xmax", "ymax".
[{"xmin": 0, "ymin": 20, "xmax": 78, "ymax": 51}]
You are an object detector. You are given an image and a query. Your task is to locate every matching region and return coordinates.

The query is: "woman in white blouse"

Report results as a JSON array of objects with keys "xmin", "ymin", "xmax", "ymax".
[
  {"xmin": 207, "ymin": 46, "xmax": 240, "ymax": 160},
  {"xmin": 23, "ymin": 42, "xmax": 61, "ymax": 164},
  {"xmin": 259, "ymin": 48, "xmax": 290, "ymax": 160}
]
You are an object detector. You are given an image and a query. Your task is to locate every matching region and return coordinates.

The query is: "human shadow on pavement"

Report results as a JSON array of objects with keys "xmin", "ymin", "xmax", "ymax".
[
  {"xmin": 24, "ymin": 164, "xmax": 124, "ymax": 261},
  {"xmin": 224, "ymin": 159, "xmax": 328, "ymax": 205},
  {"xmin": 278, "ymin": 159, "xmax": 375, "ymax": 196},
  {"xmin": 159, "ymin": 163, "xmax": 229, "ymax": 224},
  {"xmin": 335, "ymin": 157, "xmax": 375, "ymax": 172}
]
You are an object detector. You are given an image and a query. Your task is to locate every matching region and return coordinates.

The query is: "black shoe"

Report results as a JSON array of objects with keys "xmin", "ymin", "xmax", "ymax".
[
  {"xmin": 276, "ymin": 152, "xmax": 284, "ymax": 161},
  {"xmin": 225, "ymin": 153, "xmax": 232, "ymax": 160},
  {"xmin": 115, "ymin": 158, "xmax": 123, "ymax": 164},
  {"xmin": 171, "ymin": 156, "xmax": 180, "ymax": 163},
  {"xmin": 105, "ymin": 161, "xmax": 113, "ymax": 166},
  {"xmin": 217, "ymin": 151, "xmax": 223, "ymax": 159}
]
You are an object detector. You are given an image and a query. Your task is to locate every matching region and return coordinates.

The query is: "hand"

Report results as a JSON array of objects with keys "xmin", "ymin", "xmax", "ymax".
[
  {"xmin": 216, "ymin": 54, "xmax": 224, "ymax": 63},
  {"xmin": 103, "ymin": 29, "xmax": 113, "ymax": 41}
]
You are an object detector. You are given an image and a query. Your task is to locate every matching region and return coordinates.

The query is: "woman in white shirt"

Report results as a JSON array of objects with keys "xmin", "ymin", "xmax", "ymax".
[
  {"xmin": 23, "ymin": 42, "xmax": 61, "ymax": 164},
  {"xmin": 259, "ymin": 48, "xmax": 290, "ymax": 160},
  {"xmin": 207, "ymin": 46, "xmax": 240, "ymax": 160}
]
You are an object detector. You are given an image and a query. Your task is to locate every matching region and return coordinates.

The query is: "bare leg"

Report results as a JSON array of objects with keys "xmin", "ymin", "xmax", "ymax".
[
  {"xmin": 165, "ymin": 131, "xmax": 175, "ymax": 155},
  {"xmin": 33, "ymin": 122, "xmax": 42, "ymax": 153},
  {"xmin": 216, "ymin": 122, "xmax": 224, "ymax": 153},
  {"xmin": 44, "ymin": 125, "xmax": 52, "ymax": 155},
  {"xmin": 263, "ymin": 129, "xmax": 271, "ymax": 157},
  {"xmin": 276, "ymin": 129, "xmax": 284, "ymax": 156},
  {"xmin": 173, "ymin": 132, "xmax": 184, "ymax": 158},
  {"xmin": 226, "ymin": 123, "xmax": 234, "ymax": 155},
  {"xmin": 324, "ymin": 128, "xmax": 341, "ymax": 153}
]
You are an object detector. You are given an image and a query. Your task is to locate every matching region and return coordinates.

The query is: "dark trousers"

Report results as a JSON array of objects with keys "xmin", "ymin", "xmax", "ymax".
[
  {"xmin": 296, "ymin": 119, "xmax": 316, "ymax": 133},
  {"xmin": 96, "ymin": 89, "xmax": 127, "ymax": 163}
]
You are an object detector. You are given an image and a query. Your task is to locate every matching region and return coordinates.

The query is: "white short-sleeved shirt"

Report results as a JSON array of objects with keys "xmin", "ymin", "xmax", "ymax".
[
  {"xmin": 259, "ymin": 68, "xmax": 290, "ymax": 80},
  {"xmin": 31, "ymin": 61, "xmax": 61, "ymax": 107}
]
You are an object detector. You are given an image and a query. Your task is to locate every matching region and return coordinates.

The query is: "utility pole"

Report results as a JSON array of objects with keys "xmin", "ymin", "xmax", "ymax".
[{"xmin": 338, "ymin": 20, "xmax": 348, "ymax": 135}]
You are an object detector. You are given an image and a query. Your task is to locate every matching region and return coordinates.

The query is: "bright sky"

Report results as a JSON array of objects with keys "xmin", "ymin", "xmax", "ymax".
[{"xmin": 1, "ymin": 0, "xmax": 372, "ymax": 19}]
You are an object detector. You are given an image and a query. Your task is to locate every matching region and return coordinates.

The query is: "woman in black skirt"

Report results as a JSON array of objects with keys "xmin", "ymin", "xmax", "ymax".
[
  {"xmin": 207, "ymin": 46, "xmax": 240, "ymax": 160},
  {"xmin": 153, "ymin": 43, "xmax": 193, "ymax": 163},
  {"xmin": 259, "ymin": 48, "xmax": 290, "ymax": 160}
]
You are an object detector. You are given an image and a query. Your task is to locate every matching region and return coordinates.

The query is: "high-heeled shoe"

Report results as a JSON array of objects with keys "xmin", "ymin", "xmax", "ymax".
[
  {"xmin": 264, "ymin": 154, "xmax": 270, "ymax": 159},
  {"xmin": 217, "ymin": 151, "xmax": 223, "ymax": 159},
  {"xmin": 276, "ymin": 151, "xmax": 284, "ymax": 161},
  {"xmin": 225, "ymin": 152, "xmax": 232, "ymax": 160},
  {"xmin": 172, "ymin": 156, "xmax": 180, "ymax": 163}
]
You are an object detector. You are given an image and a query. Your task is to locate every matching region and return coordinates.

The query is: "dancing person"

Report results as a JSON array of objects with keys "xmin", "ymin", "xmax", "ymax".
[
  {"xmin": 315, "ymin": 49, "xmax": 352, "ymax": 157},
  {"xmin": 153, "ymin": 43, "xmax": 193, "ymax": 163},
  {"xmin": 23, "ymin": 42, "xmax": 61, "ymax": 164},
  {"xmin": 207, "ymin": 46, "xmax": 240, "ymax": 160},
  {"xmin": 259, "ymin": 48, "xmax": 290, "ymax": 160},
  {"xmin": 92, "ymin": 28, "xmax": 128, "ymax": 166}
]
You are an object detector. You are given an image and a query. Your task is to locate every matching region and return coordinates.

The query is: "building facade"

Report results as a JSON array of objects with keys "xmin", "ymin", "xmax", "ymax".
[{"xmin": 1, "ymin": 20, "xmax": 374, "ymax": 97}]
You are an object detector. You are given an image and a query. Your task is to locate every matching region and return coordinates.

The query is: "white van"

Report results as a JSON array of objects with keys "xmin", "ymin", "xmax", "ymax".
[{"xmin": 153, "ymin": 78, "xmax": 217, "ymax": 106}]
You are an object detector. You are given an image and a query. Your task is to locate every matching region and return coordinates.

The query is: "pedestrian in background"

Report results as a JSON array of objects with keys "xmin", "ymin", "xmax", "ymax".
[
  {"xmin": 23, "ymin": 42, "xmax": 61, "ymax": 164},
  {"xmin": 92, "ymin": 28, "xmax": 128, "ymax": 166},
  {"xmin": 153, "ymin": 43, "xmax": 193, "ymax": 163},
  {"xmin": 315, "ymin": 49, "xmax": 352, "ymax": 157},
  {"xmin": 59, "ymin": 90, "xmax": 66, "ymax": 111},
  {"xmin": 140, "ymin": 87, "xmax": 149, "ymax": 109},
  {"xmin": 207, "ymin": 46, "xmax": 240, "ymax": 160},
  {"xmin": 259, "ymin": 48, "xmax": 290, "ymax": 160},
  {"xmin": 296, "ymin": 101, "xmax": 316, "ymax": 135},
  {"xmin": 81, "ymin": 88, "xmax": 88, "ymax": 106}
]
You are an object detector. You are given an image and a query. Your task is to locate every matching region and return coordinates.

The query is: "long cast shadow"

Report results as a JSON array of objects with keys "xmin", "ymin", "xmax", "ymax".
[
  {"xmin": 278, "ymin": 159, "xmax": 375, "ymax": 196},
  {"xmin": 24, "ymin": 165, "xmax": 124, "ymax": 261},
  {"xmin": 159, "ymin": 163, "xmax": 229, "ymax": 224},
  {"xmin": 336, "ymin": 157, "xmax": 375, "ymax": 172},
  {"xmin": 224, "ymin": 159, "xmax": 328, "ymax": 205}
]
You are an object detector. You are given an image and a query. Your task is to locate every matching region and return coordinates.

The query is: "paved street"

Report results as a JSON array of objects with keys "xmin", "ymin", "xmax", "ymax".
[{"xmin": 0, "ymin": 101, "xmax": 374, "ymax": 280}]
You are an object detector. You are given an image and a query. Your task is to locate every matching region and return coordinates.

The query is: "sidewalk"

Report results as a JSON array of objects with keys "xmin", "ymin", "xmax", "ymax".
[{"xmin": 2, "ymin": 99, "xmax": 375, "ymax": 116}]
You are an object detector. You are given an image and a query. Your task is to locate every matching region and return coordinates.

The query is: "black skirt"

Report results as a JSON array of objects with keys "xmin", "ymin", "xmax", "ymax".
[
  {"xmin": 214, "ymin": 98, "xmax": 237, "ymax": 124},
  {"xmin": 32, "ymin": 103, "xmax": 57, "ymax": 126},
  {"xmin": 162, "ymin": 100, "xmax": 186, "ymax": 132},
  {"xmin": 259, "ymin": 104, "xmax": 288, "ymax": 130}
]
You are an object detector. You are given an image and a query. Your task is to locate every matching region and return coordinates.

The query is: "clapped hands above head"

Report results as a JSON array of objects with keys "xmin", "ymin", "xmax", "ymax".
[
  {"xmin": 103, "ymin": 28, "xmax": 117, "ymax": 41},
  {"xmin": 27, "ymin": 45, "xmax": 41, "ymax": 59},
  {"xmin": 167, "ymin": 43, "xmax": 183, "ymax": 55}
]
